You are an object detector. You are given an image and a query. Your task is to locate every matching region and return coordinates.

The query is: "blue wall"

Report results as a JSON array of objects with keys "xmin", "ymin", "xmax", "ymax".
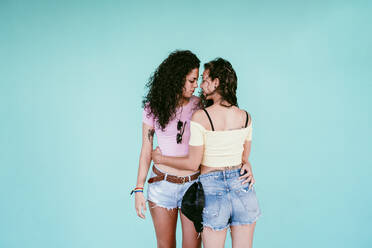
[{"xmin": 1, "ymin": 0, "xmax": 371, "ymax": 247}]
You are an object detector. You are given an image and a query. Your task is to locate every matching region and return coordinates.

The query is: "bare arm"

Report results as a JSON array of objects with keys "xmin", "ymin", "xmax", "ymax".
[
  {"xmin": 136, "ymin": 123, "xmax": 155, "ymax": 187},
  {"xmin": 239, "ymin": 112, "xmax": 255, "ymax": 187},
  {"xmin": 160, "ymin": 139, "xmax": 249, "ymax": 171},
  {"xmin": 242, "ymin": 140, "xmax": 252, "ymax": 164},
  {"xmin": 134, "ymin": 123, "xmax": 154, "ymax": 219},
  {"xmin": 154, "ymin": 145, "xmax": 203, "ymax": 172},
  {"xmin": 242, "ymin": 112, "xmax": 253, "ymax": 164},
  {"xmin": 156, "ymin": 137, "xmax": 251, "ymax": 173}
]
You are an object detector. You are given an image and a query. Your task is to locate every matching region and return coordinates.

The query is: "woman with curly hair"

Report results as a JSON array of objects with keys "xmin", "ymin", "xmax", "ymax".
[
  {"xmin": 152, "ymin": 58, "xmax": 261, "ymax": 248},
  {"xmin": 133, "ymin": 50, "xmax": 202, "ymax": 248}
]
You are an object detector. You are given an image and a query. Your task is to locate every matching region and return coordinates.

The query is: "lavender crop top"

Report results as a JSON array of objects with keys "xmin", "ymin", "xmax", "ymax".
[{"xmin": 142, "ymin": 96, "xmax": 200, "ymax": 157}]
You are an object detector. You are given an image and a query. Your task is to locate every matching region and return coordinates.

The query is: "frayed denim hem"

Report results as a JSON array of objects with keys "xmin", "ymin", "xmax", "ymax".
[
  {"xmin": 230, "ymin": 212, "xmax": 261, "ymax": 226},
  {"xmin": 202, "ymin": 224, "xmax": 230, "ymax": 232},
  {"xmin": 147, "ymin": 199, "xmax": 178, "ymax": 211}
]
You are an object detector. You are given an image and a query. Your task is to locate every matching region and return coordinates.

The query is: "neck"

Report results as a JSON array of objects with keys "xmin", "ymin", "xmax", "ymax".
[
  {"xmin": 179, "ymin": 97, "xmax": 190, "ymax": 107},
  {"xmin": 210, "ymin": 94, "xmax": 226, "ymax": 107}
]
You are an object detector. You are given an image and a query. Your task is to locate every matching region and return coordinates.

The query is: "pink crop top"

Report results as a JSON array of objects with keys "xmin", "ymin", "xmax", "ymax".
[{"xmin": 142, "ymin": 96, "xmax": 200, "ymax": 157}]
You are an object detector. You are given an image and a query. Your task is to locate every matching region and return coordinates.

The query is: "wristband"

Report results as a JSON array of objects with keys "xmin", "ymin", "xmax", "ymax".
[{"xmin": 130, "ymin": 187, "xmax": 144, "ymax": 195}]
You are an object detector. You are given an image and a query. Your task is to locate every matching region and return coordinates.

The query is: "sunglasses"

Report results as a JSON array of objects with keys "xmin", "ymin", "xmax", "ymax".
[{"xmin": 176, "ymin": 120, "xmax": 187, "ymax": 144}]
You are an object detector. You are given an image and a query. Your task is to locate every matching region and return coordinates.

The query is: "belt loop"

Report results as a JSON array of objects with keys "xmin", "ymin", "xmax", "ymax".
[
  {"xmin": 188, "ymin": 175, "xmax": 191, "ymax": 182},
  {"xmin": 164, "ymin": 173, "xmax": 167, "ymax": 181}
]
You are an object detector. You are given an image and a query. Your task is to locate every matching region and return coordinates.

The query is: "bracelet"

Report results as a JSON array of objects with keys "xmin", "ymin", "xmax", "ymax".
[{"xmin": 130, "ymin": 187, "xmax": 144, "ymax": 195}]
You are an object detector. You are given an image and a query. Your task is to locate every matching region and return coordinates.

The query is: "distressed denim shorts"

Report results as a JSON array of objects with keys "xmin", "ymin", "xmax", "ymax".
[
  {"xmin": 199, "ymin": 168, "xmax": 261, "ymax": 230},
  {"xmin": 147, "ymin": 165, "xmax": 198, "ymax": 210}
]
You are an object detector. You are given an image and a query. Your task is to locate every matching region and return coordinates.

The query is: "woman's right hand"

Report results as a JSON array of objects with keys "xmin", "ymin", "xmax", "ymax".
[
  {"xmin": 152, "ymin": 146, "xmax": 163, "ymax": 164},
  {"xmin": 135, "ymin": 192, "xmax": 147, "ymax": 219}
]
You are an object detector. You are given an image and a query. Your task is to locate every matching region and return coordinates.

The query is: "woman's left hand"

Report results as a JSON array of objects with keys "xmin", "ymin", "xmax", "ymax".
[
  {"xmin": 239, "ymin": 161, "xmax": 255, "ymax": 190},
  {"xmin": 152, "ymin": 146, "xmax": 162, "ymax": 164}
]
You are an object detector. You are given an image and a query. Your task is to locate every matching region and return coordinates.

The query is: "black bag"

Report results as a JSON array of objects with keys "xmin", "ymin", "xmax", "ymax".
[{"xmin": 181, "ymin": 181, "xmax": 205, "ymax": 233}]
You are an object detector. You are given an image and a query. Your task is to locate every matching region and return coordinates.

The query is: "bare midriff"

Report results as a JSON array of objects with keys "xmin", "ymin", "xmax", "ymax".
[
  {"xmin": 155, "ymin": 163, "xmax": 199, "ymax": 177},
  {"xmin": 200, "ymin": 164, "xmax": 242, "ymax": 175}
]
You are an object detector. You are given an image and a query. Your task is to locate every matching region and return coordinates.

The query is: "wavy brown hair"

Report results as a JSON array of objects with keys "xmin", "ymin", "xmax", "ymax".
[
  {"xmin": 200, "ymin": 58, "xmax": 238, "ymax": 108},
  {"xmin": 142, "ymin": 50, "xmax": 200, "ymax": 130}
]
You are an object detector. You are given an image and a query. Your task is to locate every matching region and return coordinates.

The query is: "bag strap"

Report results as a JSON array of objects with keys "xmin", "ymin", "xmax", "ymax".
[{"xmin": 203, "ymin": 109, "xmax": 215, "ymax": 131}]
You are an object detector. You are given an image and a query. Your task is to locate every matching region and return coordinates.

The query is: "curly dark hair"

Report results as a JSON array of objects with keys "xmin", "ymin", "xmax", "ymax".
[
  {"xmin": 200, "ymin": 58, "xmax": 238, "ymax": 108},
  {"xmin": 142, "ymin": 50, "xmax": 200, "ymax": 130}
]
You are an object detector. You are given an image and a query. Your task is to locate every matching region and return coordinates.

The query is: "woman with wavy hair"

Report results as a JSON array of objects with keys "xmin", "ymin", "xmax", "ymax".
[
  {"xmin": 153, "ymin": 58, "xmax": 261, "ymax": 248},
  {"xmin": 133, "ymin": 50, "xmax": 202, "ymax": 248}
]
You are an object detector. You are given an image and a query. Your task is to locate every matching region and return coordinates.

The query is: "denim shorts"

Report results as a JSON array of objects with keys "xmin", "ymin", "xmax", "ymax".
[
  {"xmin": 147, "ymin": 165, "xmax": 198, "ymax": 210},
  {"xmin": 199, "ymin": 168, "xmax": 261, "ymax": 230}
]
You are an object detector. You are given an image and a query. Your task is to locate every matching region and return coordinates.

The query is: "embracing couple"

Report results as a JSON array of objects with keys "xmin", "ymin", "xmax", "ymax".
[{"xmin": 133, "ymin": 50, "xmax": 261, "ymax": 248}]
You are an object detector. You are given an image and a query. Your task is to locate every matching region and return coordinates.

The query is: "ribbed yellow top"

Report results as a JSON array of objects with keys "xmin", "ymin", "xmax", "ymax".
[{"xmin": 189, "ymin": 121, "xmax": 252, "ymax": 167}]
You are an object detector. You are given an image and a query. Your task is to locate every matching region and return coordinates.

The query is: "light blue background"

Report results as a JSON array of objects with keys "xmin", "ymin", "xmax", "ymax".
[{"xmin": 1, "ymin": 0, "xmax": 371, "ymax": 247}]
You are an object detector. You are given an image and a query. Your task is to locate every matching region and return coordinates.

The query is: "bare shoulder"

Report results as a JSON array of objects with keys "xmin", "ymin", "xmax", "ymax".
[
  {"xmin": 191, "ymin": 109, "xmax": 211, "ymax": 130},
  {"xmin": 237, "ymin": 107, "xmax": 252, "ymax": 126},
  {"xmin": 191, "ymin": 109, "xmax": 205, "ymax": 122}
]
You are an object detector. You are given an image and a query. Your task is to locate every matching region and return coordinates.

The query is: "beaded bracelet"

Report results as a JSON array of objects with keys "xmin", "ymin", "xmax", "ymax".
[{"xmin": 130, "ymin": 187, "xmax": 144, "ymax": 195}]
